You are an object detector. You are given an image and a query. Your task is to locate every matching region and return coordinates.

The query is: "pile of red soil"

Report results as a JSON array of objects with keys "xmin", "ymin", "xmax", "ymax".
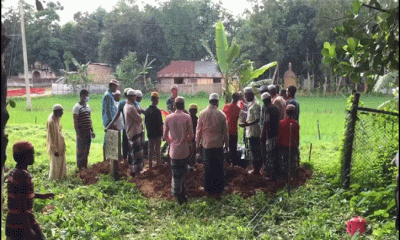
[
  {"xmin": 7, "ymin": 88, "xmax": 45, "ymax": 96},
  {"xmin": 76, "ymin": 159, "xmax": 313, "ymax": 201}
]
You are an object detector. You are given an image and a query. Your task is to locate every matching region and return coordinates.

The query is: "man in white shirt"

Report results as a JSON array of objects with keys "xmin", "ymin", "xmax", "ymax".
[
  {"xmin": 196, "ymin": 93, "xmax": 229, "ymax": 195},
  {"xmin": 239, "ymin": 87, "xmax": 262, "ymax": 175}
]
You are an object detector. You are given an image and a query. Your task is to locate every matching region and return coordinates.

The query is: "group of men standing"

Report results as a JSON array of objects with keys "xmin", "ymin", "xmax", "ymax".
[
  {"xmin": 43, "ymin": 79, "xmax": 300, "ymax": 204},
  {"xmin": 223, "ymin": 84, "xmax": 300, "ymax": 182}
]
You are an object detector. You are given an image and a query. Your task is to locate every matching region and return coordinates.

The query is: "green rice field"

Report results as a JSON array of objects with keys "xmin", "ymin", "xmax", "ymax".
[{"xmin": 2, "ymin": 92, "xmax": 397, "ymax": 239}]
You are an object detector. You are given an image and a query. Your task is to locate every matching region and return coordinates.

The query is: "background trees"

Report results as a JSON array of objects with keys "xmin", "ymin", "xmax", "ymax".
[{"xmin": 1, "ymin": 0, "xmax": 397, "ymax": 93}]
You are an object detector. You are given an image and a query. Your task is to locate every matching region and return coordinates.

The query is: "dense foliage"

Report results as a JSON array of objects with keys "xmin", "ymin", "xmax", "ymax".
[{"xmin": 3, "ymin": 0, "xmax": 396, "ymax": 90}]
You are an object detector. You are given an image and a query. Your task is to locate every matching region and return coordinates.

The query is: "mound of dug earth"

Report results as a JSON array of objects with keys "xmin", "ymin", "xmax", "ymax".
[{"xmin": 76, "ymin": 159, "xmax": 312, "ymax": 201}]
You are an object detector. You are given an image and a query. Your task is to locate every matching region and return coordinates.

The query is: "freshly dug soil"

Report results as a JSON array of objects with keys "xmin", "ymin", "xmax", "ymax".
[{"xmin": 76, "ymin": 159, "xmax": 313, "ymax": 201}]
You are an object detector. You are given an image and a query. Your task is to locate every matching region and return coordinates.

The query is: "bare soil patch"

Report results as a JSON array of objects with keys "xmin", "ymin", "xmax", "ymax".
[{"xmin": 76, "ymin": 159, "xmax": 313, "ymax": 201}]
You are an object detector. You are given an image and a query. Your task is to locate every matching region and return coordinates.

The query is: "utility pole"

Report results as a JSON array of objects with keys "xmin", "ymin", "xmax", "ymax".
[{"xmin": 19, "ymin": 0, "xmax": 31, "ymax": 109}]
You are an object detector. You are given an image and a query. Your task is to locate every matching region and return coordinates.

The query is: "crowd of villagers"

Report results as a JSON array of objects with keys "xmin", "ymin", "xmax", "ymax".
[{"xmin": 5, "ymin": 78, "xmax": 301, "ymax": 239}]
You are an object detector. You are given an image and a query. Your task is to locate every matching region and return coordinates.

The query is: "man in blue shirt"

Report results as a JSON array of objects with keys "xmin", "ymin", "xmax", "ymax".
[
  {"xmin": 102, "ymin": 79, "xmax": 119, "ymax": 161},
  {"xmin": 106, "ymin": 87, "xmax": 133, "ymax": 162}
]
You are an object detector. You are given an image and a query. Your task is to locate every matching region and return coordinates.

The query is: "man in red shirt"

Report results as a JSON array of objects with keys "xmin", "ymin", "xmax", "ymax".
[
  {"xmin": 223, "ymin": 92, "xmax": 241, "ymax": 166},
  {"xmin": 277, "ymin": 104, "xmax": 300, "ymax": 176}
]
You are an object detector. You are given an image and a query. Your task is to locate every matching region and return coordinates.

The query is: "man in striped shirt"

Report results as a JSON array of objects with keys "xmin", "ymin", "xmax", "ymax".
[
  {"xmin": 6, "ymin": 141, "xmax": 54, "ymax": 240},
  {"xmin": 73, "ymin": 89, "xmax": 95, "ymax": 171}
]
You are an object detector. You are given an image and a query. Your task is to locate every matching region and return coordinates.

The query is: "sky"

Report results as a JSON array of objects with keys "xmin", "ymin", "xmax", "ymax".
[{"xmin": 2, "ymin": 0, "xmax": 253, "ymax": 25}]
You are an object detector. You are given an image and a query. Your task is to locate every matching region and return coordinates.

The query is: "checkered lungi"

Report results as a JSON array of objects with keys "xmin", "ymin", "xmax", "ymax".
[
  {"xmin": 171, "ymin": 158, "xmax": 188, "ymax": 197},
  {"xmin": 128, "ymin": 134, "xmax": 143, "ymax": 173}
]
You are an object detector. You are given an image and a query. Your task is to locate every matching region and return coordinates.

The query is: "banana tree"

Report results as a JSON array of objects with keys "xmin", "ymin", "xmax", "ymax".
[
  {"xmin": 202, "ymin": 21, "xmax": 277, "ymax": 102},
  {"xmin": 61, "ymin": 53, "xmax": 93, "ymax": 94},
  {"xmin": 139, "ymin": 54, "xmax": 156, "ymax": 92},
  {"xmin": 236, "ymin": 59, "xmax": 277, "ymax": 93}
]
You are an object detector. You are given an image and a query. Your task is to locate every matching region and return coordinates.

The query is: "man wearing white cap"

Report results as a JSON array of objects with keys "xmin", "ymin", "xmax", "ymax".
[
  {"xmin": 240, "ymin": 87, "xmax": 262, "ymax": 175},
  {"xmin": 134, "ymin": 90, "xmax": 143, "ymax": 110},
  {"xmin": 196, "ymin": 93, "xmax": 229, "ymax": 195},
  {"xmin": 260, "ymin": 92, "xmax": 281, "ymax": 181},
  {"xmin": 106, "ymin": 88, "xmax": 133, "ymax": 162},
  {"xmin": 124, "ymin": 89, "xmax": 144, "ymax": 175},
  {"xmin": 163, "ymin": 96, "xmax": 194, "ymax": 204},
  {"xmin": 47, "ymin": 104, "xmax": 67, "ymax": 179},
  {"xmin": 102, "ymin": 79, "xmax": 119, "ymax": 161}
]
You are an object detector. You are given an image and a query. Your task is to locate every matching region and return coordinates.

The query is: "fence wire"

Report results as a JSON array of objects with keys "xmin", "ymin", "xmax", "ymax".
[{"xmin": 351, "ymin": 111, "xmax": 399, "ymax": 187}]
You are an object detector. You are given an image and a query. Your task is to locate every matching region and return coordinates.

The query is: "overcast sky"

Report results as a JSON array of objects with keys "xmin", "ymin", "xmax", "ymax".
[{"xmin": 2, "ymin": 0, "xmax": 253, "ymax": 25}]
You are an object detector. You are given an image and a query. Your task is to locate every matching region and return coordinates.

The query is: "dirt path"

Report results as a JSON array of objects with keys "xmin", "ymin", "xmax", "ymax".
[{"xmin": 76, "ymin": 159, "xmax": 313, "ymax": 201}]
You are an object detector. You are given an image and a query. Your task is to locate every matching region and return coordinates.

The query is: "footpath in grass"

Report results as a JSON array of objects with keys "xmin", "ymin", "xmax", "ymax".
[{"xmin": 2, "ymin": 93, "xmax": 398, "ymax": 239}]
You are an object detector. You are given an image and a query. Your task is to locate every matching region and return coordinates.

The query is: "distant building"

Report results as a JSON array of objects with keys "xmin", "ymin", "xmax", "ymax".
[
  {"xmin": 157, "ymin": 60, "xmax": 224, "ymax": 94},
  {"xmin": 87, "ymin": 63, "xmax": 113, "ymax": 84},
  {"xmin": 7, "ymin": 61, "xmax": 57, "ymax": 87}
]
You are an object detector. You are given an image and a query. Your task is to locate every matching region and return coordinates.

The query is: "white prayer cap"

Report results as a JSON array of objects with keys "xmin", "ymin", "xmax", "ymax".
[
  {"xmin": 52, "ymin": 104, "xmax": 63, "ymax": 110},
  {"xmin": 261, "ymin": 92, "xmax": 270, "ymax": 100},
  {"xmin": 124, "ymin": 88, "xmax": 133, "ymax": 95},
  {"xmin": 209, "ymin": 93, "xmax": 219, "ymax": 100},
  {"xmin": 109, "ymin": 79, "xmax": 119, "ymax": 86},
  {"xmin": 113, "ymin": 90, "xmax": 121, "ymax": 95},
  {"xmin": 175, "ymin": 96, "xmax": 185, "ymax": 103},
  {"xmin": 286, "ymin": 104, "xmax": 296, "ymax": 111},
  {"xmin": 135, "ymin": 90, "xmax": 143, "ymax": 97},
  {"xmin": 244, "ymin": 87, "xmax": 253, "ymax": 94},
  {"xmin": 127, "ymin": 89, "xmax": 136, "ymax": 96}
]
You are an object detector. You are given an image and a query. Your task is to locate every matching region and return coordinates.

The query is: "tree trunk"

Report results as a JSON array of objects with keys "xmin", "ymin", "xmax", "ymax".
[
  {"xmin": 337, "ymin": 76, "xmax": 343, "ymax": 93},
  {"xmin": 364, "ymin": 79, "xmax": 368, "ymax": 93},
  {"xmin": 323, "ymin": 76, "xmax": 328, "ymax": 96},
  {"xmin": 1, "ymin": 24, "xmax": 11, "ymax": 217}
]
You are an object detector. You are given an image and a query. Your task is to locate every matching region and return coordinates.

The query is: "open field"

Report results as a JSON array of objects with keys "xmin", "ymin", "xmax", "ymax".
[{"xmin": 2, "ymin": 93, "xmax": 397, "ymax": 239}]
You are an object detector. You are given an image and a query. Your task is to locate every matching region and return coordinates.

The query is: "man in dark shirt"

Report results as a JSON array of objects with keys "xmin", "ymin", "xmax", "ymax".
[
  {"xmin": 166, "ymin": 85, "xmax": 178, "ymax": 113},
  {"xmin": 286, "ymin": 85, "xmax": 300, "ymax": 122},
  {"xmin": 188, "ymin": 103, "xmax": 198, "ymax": 165},
  {"xmin": 260, "ymin": 92, "xmax": 281, "ymax": 181},
  {"xmin": 144, "ymin": 92, "xmax": 163, "ymax": 170},
  {"xmin": 223, "ymin": 92, "xmax": 241, "ymax": 166}
]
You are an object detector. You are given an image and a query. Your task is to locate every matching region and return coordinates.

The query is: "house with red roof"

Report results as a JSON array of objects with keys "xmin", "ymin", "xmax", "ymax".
[{"xmin": 157, "ymin": 60, "xmax": 224, "ymax": 94}]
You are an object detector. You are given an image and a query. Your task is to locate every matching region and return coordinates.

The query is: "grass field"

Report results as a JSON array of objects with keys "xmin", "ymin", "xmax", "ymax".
[{"xmin": 2, "ymin": 93, "xmax": 397, "ymax": 239}]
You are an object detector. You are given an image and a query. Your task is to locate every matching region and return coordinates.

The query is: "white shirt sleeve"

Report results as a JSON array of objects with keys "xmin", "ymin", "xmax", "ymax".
[{"xmin": 72, "ymin": 103, "xmax": 80, "ymax": 115}]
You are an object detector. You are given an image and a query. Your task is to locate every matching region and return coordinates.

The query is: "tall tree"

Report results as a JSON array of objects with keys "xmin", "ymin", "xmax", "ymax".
[
  {"xmin": 2, "ymin": 1, "xmax": 65, "ymax": 74},
  {"xmin": 321, "ymin": 0, "xmax": 398, "ymax": 91},
  {"xmin": 98, "ymin": 0, "xmax": 142, "ymax": 66},
  {"xmin": 238, "ymin": 0, "xmax": 320, "ymax": 81},
  {"xmin": 60, "ymin": 8, "xmax": 106, "ymax": 65},
  {"xmin": 158, "ymin": 0, "xmax": 220, "ymax": 60}
]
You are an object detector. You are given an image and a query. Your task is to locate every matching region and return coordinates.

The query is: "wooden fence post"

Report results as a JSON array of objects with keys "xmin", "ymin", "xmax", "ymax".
[{"xmin": 341, "ymin": 92, "xmax": 360, "ymax": 188}]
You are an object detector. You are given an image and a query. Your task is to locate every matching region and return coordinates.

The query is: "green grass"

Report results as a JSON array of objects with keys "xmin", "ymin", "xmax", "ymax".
[{"xmin": 2, "ymin": 93, "xmax": 397, "ymax": 239}]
